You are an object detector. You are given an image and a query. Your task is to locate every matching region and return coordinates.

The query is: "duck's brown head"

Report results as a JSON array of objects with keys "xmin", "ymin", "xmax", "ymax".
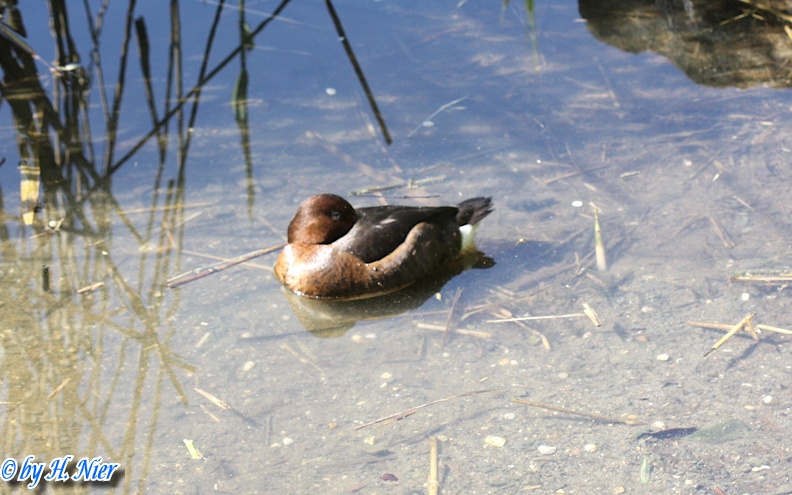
[{"xmin": 286, "ymin": 194, "xmax": 358, "ymax": 245}]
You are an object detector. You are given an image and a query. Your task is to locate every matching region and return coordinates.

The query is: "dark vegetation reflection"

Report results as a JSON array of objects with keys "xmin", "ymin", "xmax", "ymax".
[
  {"xmin": 580, "ymin": 0, "xmax": 792, "ymax": 87},
  {"xmin": 0, "ymin": 0, "xmax": 396, "ymax": 492}
]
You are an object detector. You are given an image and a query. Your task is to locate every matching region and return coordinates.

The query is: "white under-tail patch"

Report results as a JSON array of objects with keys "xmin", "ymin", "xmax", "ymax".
[{"xmin": 459, "ymin": 223, "xmax": 479, "ymax": 252}]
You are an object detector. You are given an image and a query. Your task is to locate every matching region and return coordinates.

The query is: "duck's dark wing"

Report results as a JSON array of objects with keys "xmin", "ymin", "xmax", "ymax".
[{"xmin": 333, "ymin": 205, "xmax": 459, "ymax": 263}]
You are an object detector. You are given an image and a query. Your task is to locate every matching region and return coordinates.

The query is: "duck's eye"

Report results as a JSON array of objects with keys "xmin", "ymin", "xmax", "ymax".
[{"xmin": 330, "ymin": 210, "xmax": 343, "ymax": 220}]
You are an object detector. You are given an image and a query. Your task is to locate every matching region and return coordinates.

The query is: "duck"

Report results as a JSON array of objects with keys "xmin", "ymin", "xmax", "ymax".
[{"xmin": 274, "ymin": 194, "xmax": 493, "ymax": 300}]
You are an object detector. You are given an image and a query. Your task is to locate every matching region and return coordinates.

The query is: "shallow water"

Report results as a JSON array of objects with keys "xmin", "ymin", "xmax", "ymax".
[{"xmin": 1, "ymin": 0, "xmax": 791, "ymax": 493}]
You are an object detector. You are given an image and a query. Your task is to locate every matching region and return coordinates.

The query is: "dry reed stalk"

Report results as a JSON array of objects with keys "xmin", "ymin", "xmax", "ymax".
[
  {"xmin": 592, "ymin": 204, "xmax": 607, "ymax": 272},
  {"xmin": 703, "ymin": 312, "xmax": 756, "ymax": 358},
  {"xmin": 428, "ymin": 436, "xmax": 439, "ymax": 495}
]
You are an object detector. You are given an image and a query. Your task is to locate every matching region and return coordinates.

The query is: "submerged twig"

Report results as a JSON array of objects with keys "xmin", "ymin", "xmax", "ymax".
[
  {"xmin": 487, "ymin": 313, "xmax": 587, "ymax": 323},
  {"xmin": 582, "ymin": 303, "xmax": 601, "ymax": 327},
  {"xmin": 592, "ymin": 203, "xmax": 607, "ymax": 272},
  {"xmin": 731, "ymin": 269, "xmax": 792, "ymax": 284},
  {"xmin": 195, "ymin": 387, "xmax": 231, "ymax": 410},
  {"xmin": 355, "ymin": 389, "xmax": 494, "ymax": 430},
  {"xmin": 407, "ymin": 96, "xmax": 468, "ymax": 137},
  {"xmin": 687, "ymin": 320, "xmax": 791, "ymax": 335},
  {"xmin": 738, "ymin": 0, "xmax": 792, "ymax": 23},
  {"xmin": 512, "ymin": 398, "xmax": 643, "ymax": 425},
  {"xmin": 166, "ymin": 243, "xmax": 284, "ymax": 288},
  {"xmin": 701, "ymin": 312, "xmax": 756, "ymax": 358},
  {"xmin": 757, "ymin": 324, "xmax": 792, "ymax": 335},
  {"xmin": 689, "ymin": 313, "xmax": 791, "ymax": 357},
  {"xmin": 442, "ymin": 287, "xmax": 463, "ymax": 348},
  {"xmin": 535, "ymin": 164, "xmax": 612, "ymax": 186},
  {"xmin": 707, "ymin": 215, "xmax": 735, "ymax": 248},
  {"xmin": 350, "ymin": 176, "xmax": 447, "ymax": 196},
  {"xmin": 416, "ymin": 323, "xmax": 491, "ymax": 339},
  {"xmin": 280, "ymin": 343, "xmax": 324, "ymax": 373}
]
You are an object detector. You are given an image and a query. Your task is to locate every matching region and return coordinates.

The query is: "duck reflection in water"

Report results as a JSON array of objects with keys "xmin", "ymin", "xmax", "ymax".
[{"xmin": 281, "ymin": 250, "xmax": 495, "ymax": 337}]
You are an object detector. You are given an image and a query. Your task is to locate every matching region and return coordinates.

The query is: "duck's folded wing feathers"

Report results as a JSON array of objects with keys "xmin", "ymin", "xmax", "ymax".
[{"xmin": 334, "ymin": 205, "xmax": 458, "ymax": 263}]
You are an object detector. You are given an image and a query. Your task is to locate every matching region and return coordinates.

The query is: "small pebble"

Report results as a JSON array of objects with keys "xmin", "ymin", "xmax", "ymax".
[
  {"xmin": 572, "ymin": 200, "xmax": 583, "ymax": 208},
  {"xmin": 584, "ymin": 444, "xmax": 597, "ymax": 452},
  {"xmin": 656, "ymin": 353, "xmax": 670, "ymax": 362},
  {"xmin": 537, "ymin": 445, "xmax": 556, "ymax": 455},
  {"xmin": 741, "ymin": 292, "xmax": 750, "ymax": 301},
  {"xmin": 484, "ymin": 436, "xmax": 506, "ymax": 447},
  {"xmin": 325, "ymin": 87, "xmax": 336, "ymax": 95},
  {"xmin": 763, "ymin": 395, "xmax": 773, "ymax": 404},
  {"xmin": 282, "ymin": 437, "xmax": 293, "ymax": 446},
  {"xmin": 503, "ymin": 413, "xmax": 517, "ymax": 420}
]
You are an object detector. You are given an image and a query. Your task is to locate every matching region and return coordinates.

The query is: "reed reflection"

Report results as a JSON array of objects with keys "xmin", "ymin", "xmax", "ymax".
[
  {"xmin": 0, "ymin": 0, "xmax": 296, "ymax": 492},
  {"xmin": 0, "ymin": 0, "xmax": 407, "ymax": 490}
]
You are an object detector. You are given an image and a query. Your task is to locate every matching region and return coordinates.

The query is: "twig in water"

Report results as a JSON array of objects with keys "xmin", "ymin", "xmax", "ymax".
[
  {"xmin": 592, "ymin": 203, "xmax": 607, "ymax": 272},
  {"xmin": 582, "ymin": 303, "xmax": 601, "ymax": 327},
  {"xmin": 757, "ymin": 324, "xmax": 792, "ymax": 335},
  {"xmin": 707, "ymin": 215, "xmax": 735, "ymax": 248},
  {"xmin": 355, "ymin": 389, "xmax": 494, "ymax": 430},
  {"xmin": 350, "ymin": 175, "xmax": 447, "ymax": 197},
  {"xmin": 428, "ymin": 437, "xmax": 439, "ymax": 495},
  {"xmin": 407, "ymin": 96, "xmax": 468, "ymax": 137},
  {"xmin": 487, "ymin": 313, "xmax": 587, "ymax": 323},
  {"xmin": 702, "ymin": 312, "xmax": 756, "ymax": 358},
  {"xmin": 416, "ymin": 323, "xmax": 491, "ymax": 339},
  {"xmin": 442, "ymin": 287, "xmax": 463, "ymax": 348},
  {"xmin": 195, "ymin": 387, "xmax": 231, "ymax": 410},
  {"xmin": 512, "ymin": 398, "xmax": 644, "ymax": 425},
  {"xmin": 731, "ymin": 269, "xmax": 792, "ymax": 284},
  {"xmin": 166, "ymin": 243, "xmax": 284, "ymax": 288},
  {"xmin": 690, "ymin": 313, "xmax": 791, "ymax": 356}
]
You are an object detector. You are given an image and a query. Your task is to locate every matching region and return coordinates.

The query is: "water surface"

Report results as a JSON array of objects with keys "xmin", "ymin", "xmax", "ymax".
[{"xmin": 1, "ymin": 0, "xmax": 791, "ymax": 493}]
